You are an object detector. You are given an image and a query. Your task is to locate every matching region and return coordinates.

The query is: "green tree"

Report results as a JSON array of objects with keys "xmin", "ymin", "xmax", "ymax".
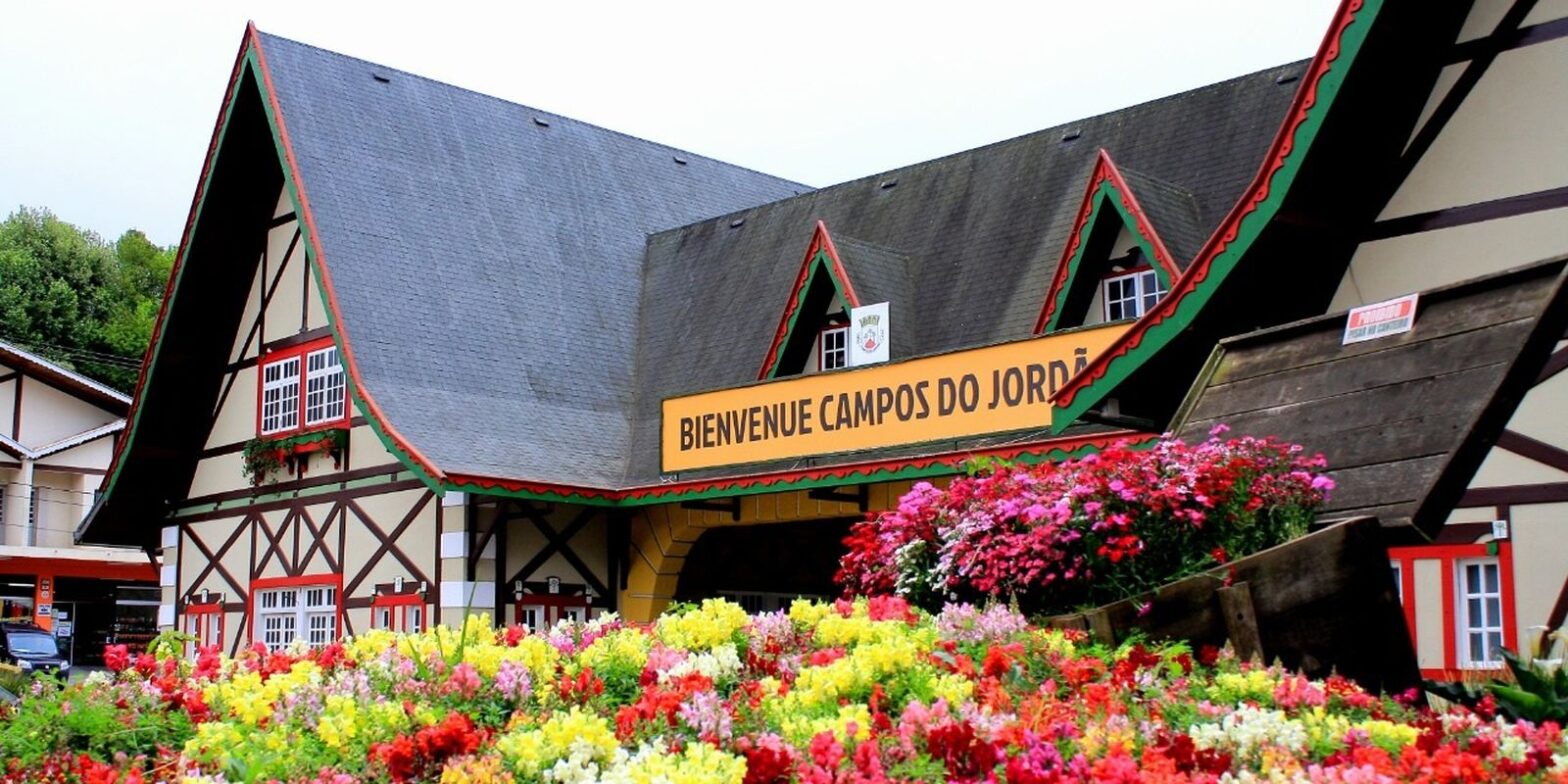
[{"xmin": 0, "ymin": 207, "xmax": 174, "ymax": 392}]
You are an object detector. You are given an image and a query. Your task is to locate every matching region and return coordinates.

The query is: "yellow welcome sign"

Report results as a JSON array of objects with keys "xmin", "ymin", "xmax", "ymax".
[{"xmin": 661, "ymin": 323, "xmax": 1129, "ymax": 472}]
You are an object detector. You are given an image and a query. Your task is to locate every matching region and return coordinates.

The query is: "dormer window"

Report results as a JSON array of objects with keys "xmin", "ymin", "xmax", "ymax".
[
  {"xmin": 258, "ymin": 337, "xmax": 348, "ymax": 436},
  {"xmin": 819, "ymin": 326, "xmax": 849, "ymax": 371},
  {"xmin": 1103, "ymin": 268, "xmax": 1167, "ymax": 322}
]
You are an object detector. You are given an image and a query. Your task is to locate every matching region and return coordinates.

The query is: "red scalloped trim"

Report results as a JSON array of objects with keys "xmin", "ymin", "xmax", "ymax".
[
  {"xmin": 1051, "ymin": 0, "xmax": 1365, "ymax": 409},
  {"xmin": 446, "ymin": 430, "xmax": 1149, "ymax": 504},
  {"xmin": 1033, "ymin": 150, "xmax": 1182, "ymax": 334},
  {"xmin": 756, "ymin": 221, "xmax": 860, "ymax": 380}
]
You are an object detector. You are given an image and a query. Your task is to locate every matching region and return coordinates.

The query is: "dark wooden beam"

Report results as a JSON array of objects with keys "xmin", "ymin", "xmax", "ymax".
[
  {"xmin": 268, "ymin": 212, "xmax": 298, "ymax": 228},
  {"xmin": 1495, "ymin": 429, "xmax": 1568, "ymax": 473},
  {"xmin": 342, "ymin": 492, "xmax": 434, "ymax": 597},
  {"xmin": 182, "ymin": 519, "xmax": 250, "ymax": 604},
  {"xmin": 1537, "ymin": 345, "xmax": 1568, "ymax": 385},
  {"xmin": 261, "ymin": 326, "xmax": 333, "ymax": 354},
  {"xmin": 494, "ymin": 509, "xmax": 508, "ymax": 622},
  {"xmin": 807, "ymin": 484, "xmax": 870, "ymax": 512},
  {"xmin": 181, "ymin": 462, "xmax": 405, "ymax": 508},
  {"xmin": 1385, "ymin": 0, "xmax": 1539, "ymax": 196},
  {"xmin": 11, "ymin": 375, "xmax": 21, "ymax": 440},
  {"xmin": 506, "ymin": 507, "xmax": 609, "ymax": 599},
  {"xmin": 1363, "ymin": 185, "xmax": 1568, "ymax": 242},
  {"xmin": 1547, "ymin": 574, "xmax": 1568, "ymax": 640},
  {"xmin": 1446, "ymin": 14, "xmax": 1568, "ymax": 63},
  {"xmin": 1459, "ymin": 481, "xmax": 1568, "ymax": 507}
]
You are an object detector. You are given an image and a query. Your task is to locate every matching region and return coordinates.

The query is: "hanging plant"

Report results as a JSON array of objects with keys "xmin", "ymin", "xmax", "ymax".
[
  {"xmin": 241, "ymin": 428, "xmax": 350, "ymax": 486},
  {"xmin": 241, "ymin": 438, "xmax": 285, "ymax": 487}
]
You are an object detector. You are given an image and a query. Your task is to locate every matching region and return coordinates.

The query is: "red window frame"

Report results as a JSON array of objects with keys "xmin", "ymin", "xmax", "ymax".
[
  {"xmin": 1387, "ymin": 542, "xmax": 1516, "ymax": 681},
  {"xmin": 183, "ymin": 596, "xmax": 225, "ymax": 656},
  {"xmin": 371, "ymin": 591, "xmax": 427, "ymax": 633},
  {"xmin": 255, "ymin": 336, "xmax": 349, "ymax": 437},
  {"xmin": 513, "ymin": 593, "xmax": 591, "ymax": 632},
  {"xmin": 247, "ymin": 573, "xmax": 344, "ymax": 649}
]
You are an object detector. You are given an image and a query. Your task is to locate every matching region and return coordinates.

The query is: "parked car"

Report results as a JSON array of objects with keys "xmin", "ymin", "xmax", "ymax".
[{"xmin": 0, "ymin": 622, "xmax": 69, "ymax": 679}]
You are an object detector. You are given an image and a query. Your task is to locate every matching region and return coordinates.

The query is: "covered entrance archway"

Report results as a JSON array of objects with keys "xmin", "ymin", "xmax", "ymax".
[
  {"xmin": 619, "ymin": 482, "xmax": 923, "ymax": 622},
  {"xmin": 674, "ymin": 518, "xmax": 853, "ymax": 613}
]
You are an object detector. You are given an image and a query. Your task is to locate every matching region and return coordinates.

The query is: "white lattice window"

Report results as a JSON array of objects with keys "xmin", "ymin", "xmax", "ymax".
[
  {"xmin": 254, "ymin": 584, "xmax": 337, "ymax": 651},
  {"xmin": 517, "ymin": 606, "xmax": 542, "ymax": 633},
  {"xmin": 1458, "ymin": 559, "xmax": 1504, "ymax": 668},
  {"xmin": 819, "ymin": 327, "xmax": 849, "ymax": 371},
  {"xmin": 260, "ymin": 356, "xmax": 301, "ymax": 434},
  {"xmin": 183, "ymin": 607, "xmax": 223, "ymax": 655},
  {"xmin": 1103, "ymin": 269, "xmax": 1167, "ymax": 322},
  {"xmin": 304, "ymin": 346, "xmax": 346, "ymax": 425}
]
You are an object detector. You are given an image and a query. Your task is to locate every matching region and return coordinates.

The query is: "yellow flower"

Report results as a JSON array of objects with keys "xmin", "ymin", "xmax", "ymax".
[
  {"xmin": 495, "ymin": 707, "xmax": 619, "ymax": 777},
  {"xmin": 503, "ymin": 635, "xmax": 563, "ymax": 683},
  {"xmin": 1355, "ymin": 718, "xmax": 1420, "ymax": 753},
  {"xmin": 316, "ymin": 694, "xmax": 359, "ymax": 750},
  {"xmin": 1210, "ymin": 669, "xmax": 1277, "ymax": 704},
  {"xmin": 441, "ymin": 755, "xmax": 515, "ymax": 784},
  {"xmin": 656, "ymin": 598, "xmax": 750, "ymax": 651},
  {"xmin": 577, "ymin": 627, "xmax": 651, "ymax": 674},
  {"xmin": 604, "ymin": 742, "xmax": 747, "ymax": 784},
  {"xmin": 779, "ymin": 703, "xmax": 874, "ymax": 746},
  {"xmin": 788, "ymin": 598, "xmax": 834, "ymax": 631}
]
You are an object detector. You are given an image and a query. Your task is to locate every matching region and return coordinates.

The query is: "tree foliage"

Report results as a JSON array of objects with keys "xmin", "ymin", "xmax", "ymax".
[{"xmin": 0, "ymin": 206, "xmax": 174, "ymax": 392}]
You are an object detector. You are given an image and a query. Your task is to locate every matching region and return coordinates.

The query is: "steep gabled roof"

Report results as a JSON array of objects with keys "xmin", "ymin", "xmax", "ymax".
[
  {"xmin": 1033, "ymin": 149, "xmax": 1188, "ymax": 334},
  {"xmin": 254, "ymin": 31, "xmax": 806, "ymax": 488},
  {"xmin": 89, "ymin": 7, "xmax": 1374, "ymax": 535},
  {"xmin": 620, "ymin": 62, "xmax": 1303, "ymax": 485},
  {"xmin": 757, "ymin": 222, "xmax": 861, "ymax": 380},
  {"xmin": 0, "ymin": 339, "xmax": 132, "ymax": 416},
  {"xmin": 84, "ymin": 26, "xmax": 805, "ymax": 542},
  {"xmin": 1050, "ymin": 0, "xmax": 1473, "ymax": 430},
  {"xmin": 1172, "ymin": 258, "xmax": 1568, "ymax": 539}
]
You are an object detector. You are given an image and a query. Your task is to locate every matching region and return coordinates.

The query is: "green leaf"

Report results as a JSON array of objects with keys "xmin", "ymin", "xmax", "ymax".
[
  {"xmin": 1501, "ymin": 649, "xmax": 1555, "ymax": 698},
  {"xmin": 1488, "ymin": 683, "xmax": 1550, "ymax": 722}
]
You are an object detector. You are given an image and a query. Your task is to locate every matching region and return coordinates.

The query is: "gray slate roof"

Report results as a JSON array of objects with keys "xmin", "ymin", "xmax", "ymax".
[
  {"xmin": 622, "ymin": 62, "xmax": 1306, "ymax": 484},
  {"xmin": 259, "ymin": 33, "xmax": 806, "ymax": 487},
  {"xmin": 260, "ymin": 31, "xmax": 1305, "ymax": 488}
]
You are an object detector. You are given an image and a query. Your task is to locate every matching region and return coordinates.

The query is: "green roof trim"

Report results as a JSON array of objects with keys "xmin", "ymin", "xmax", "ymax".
[
  {"xmin": 1050, "ymin": 0, "xmax": 1382, "ymax": 431},
  {"xmin": 1041, "ymin": 180, "xmax": 1175, "ymax": 334},
  {"xmin": 762, "ymin": 248, "xmax": 856, "ymax": 379}
]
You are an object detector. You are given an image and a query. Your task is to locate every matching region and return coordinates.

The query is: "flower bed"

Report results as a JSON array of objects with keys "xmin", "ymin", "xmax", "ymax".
[
  {"xmin": 838, "ymin": 429, "xmax": 1334, "ymax": 615},
  {"xmin": 3, "ymin": 599, "xmax": 1566, "ymax": 782}
]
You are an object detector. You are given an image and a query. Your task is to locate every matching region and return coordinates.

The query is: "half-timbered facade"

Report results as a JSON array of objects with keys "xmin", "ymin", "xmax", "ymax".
[{"xmin": 84, "ymin": 0, "xmax": 1568, "ymax": 667}]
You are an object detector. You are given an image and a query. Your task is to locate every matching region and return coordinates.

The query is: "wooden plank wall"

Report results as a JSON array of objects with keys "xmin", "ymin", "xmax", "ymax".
[{"xmin": 1173, "ymin": 263, "xmax": 1562, "ymax": 533}]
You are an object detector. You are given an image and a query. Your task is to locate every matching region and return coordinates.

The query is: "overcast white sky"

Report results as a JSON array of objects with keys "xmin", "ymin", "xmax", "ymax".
[{"xmin": 0, "ymin": 1, "xmax": 1340, "ymax": 247}]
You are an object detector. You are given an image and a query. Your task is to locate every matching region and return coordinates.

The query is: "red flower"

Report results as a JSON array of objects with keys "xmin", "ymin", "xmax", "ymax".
[
  {"xmin": 103, "ymin": 644, "xmax": 130, "ymax": 672},
  {"xmin": 372, "ymin": 712, "xmax": 482, "ymax": 782}
]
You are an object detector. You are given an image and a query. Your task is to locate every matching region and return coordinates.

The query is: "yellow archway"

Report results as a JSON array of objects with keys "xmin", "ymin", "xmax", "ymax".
[{"xmin": 618, "ymin": 483, "xmax": 920, "ymax": 622}]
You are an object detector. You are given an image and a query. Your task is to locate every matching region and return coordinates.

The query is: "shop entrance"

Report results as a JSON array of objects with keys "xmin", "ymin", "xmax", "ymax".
[
  {"xmin": 51, "ymin": 602, "xmax": 77, "ymax": 664},
  {"xmin": 673, "ymin": 518, "xmax": 854, "ymax": 613},
  {"xmin": 52, "ymin": 580, "xmax": 160, "ymax": 666}
]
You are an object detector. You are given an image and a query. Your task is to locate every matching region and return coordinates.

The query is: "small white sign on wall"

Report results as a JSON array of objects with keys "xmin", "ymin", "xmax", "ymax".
[
  {"xmin": 848, "ymin": 302, "xmax": 891, "ymax": 367},
  {"xmin": 1343, "ymin": 293, "xmax": 1419, "ymax": 344}
]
